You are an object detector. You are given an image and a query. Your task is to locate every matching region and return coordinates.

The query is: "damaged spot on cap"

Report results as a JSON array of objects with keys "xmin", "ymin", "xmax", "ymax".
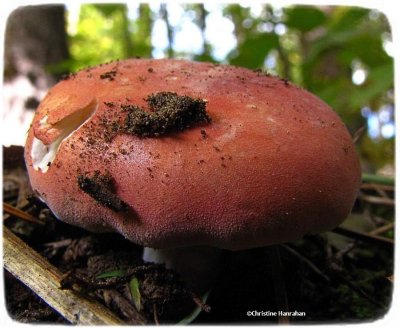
[
  {"xmin": 31, "ymin": 99, "xmax": 98, "ymax": 173},
  {"xmin": 77, "ymin": 171, "xmax": 129, "ymax": 212}
]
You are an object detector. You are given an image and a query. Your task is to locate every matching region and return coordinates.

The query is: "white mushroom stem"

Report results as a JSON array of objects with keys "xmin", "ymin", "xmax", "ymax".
[{"xmin": 142, "ymin": 246, "xmax": 223, "ymax": 294}]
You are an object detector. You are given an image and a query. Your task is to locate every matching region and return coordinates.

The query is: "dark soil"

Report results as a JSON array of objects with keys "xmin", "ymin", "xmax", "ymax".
[
  {"xmin": 123, "ymin": 92, "xmax": 210, "ymax": 137},
  {"xmin": 77, "ymin": 170, "xmax": 129, "ymax": 212},
  {"xmin": 3, "ymin": 145, "xmax": 394, "ymax": 324},
  {"xmin": 4, "ymin": 271, "xmax": 68, "ymax": 324}
]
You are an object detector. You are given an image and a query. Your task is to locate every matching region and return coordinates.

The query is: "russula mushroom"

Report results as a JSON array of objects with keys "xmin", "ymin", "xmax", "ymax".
[{"xmin": 25, "ymin": 59, "xmax": 360, "ymax": 295}]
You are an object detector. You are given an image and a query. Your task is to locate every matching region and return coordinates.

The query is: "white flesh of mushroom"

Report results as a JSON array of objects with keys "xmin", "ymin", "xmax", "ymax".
[{"xmin": 31, "ymin": 100, "xmax": 98, "ymax": 173}]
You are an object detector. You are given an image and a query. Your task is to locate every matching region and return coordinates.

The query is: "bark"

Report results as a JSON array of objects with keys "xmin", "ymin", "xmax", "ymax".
[{"xmin": 4, "ymin": 4, "xmax": 69, "ymax": 82}]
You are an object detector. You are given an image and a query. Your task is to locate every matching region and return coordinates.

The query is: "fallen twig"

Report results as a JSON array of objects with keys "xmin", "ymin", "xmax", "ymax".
[
  {"xmin": 352, "ymin": 125, "xmax": 366, "ymax": 144},
  {"xmin": 361, "ymin": 183, "xmax": 394, "ymax": 192},
  {"xmin": 43, "ymin": 239, "xmax": 73, "ymax": 249},
  {"xmin": 96, "ymin": 288, "xmax": 147, "ymax": 324},
  {"xmin": 153, "ymin": 303, "xmax": 160, "ymax": 325},
  {"xmin": 332, "ymin": 226, "xmax": 394, "ymax": 249},
  {"xmin": 334, "ymin": 242, "xmax": 356, "ymax": 265},
  {"xmin": 328, "ymin": 262, "xmax": 386, "ymax": 309},
  {"xmin": 3, "ymin": 202, "xmax": 45, "ymax": 225},
  {"xmin": 358, "ymin": 195, "xmax": 394, "ymax": 206},
  {"xmin": 3, "ymin": 227, "xmax": 125, "ymax": 325},
  {"xmin": 281, "ymin": 245, "xmax": 331, "ymax": 283},
  {"xmin": 369, "ymin": 223, "xmax": 395, "ymax": 236},
  {"xmin": 191, "ymin": 292, "xmax": 211, "ymax": 312}
]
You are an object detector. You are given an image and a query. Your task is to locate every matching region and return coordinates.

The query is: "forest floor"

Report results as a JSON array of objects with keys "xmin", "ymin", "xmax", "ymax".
[{"xmin": 3, "ymin": 145, "xmax": 394, "ymax": 325}]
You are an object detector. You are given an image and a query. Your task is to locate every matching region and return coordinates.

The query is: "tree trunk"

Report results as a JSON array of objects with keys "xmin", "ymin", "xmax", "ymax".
[{"xmin": 3, "ymin": 5, "xmax": 69, "ymax": 146}]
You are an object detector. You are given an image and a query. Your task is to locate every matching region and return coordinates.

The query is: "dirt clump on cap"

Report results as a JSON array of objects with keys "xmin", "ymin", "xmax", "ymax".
[
  {"xmin": 77, "ymin": 171, "xmax": 128, "ymax": 212},
  {"xmin": 123, "ymin": 92, "xmax": 210, "ymax": 137}
]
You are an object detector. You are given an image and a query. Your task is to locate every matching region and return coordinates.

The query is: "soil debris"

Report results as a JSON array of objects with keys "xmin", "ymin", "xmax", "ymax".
[
  {"xmin": 253, "ymin": 68, "xmax": 271, "ymax": 77},
  {"xmin": 62, "ymin": 236, "xmax": 101, "ymax": 264},
  {"xmin": 123, "ymin": 92, "xmax": 210, "ymax": 137},
  {"xmin": 60, "ymin": 253, "xmax": 202, "ymax": 323},
  {"xmin": 104, "ymin": 101, "xmax": 115, "ymax": 108},
  {"xmin": 60, "ymin": 72, "xmax": 77, "ymax": 81},
  {"xmin": 281, "ymin": 77, "xmax": 290, "ymax": 86},
  {"xmin": 100, "ymin": 70, "xmax": 117, "ymax": 81},
  {"xmin": 77, "ymin": 171, "xmax": 128, "ymax": 212}
]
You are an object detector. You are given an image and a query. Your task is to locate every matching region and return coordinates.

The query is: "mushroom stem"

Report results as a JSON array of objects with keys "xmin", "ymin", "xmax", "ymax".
[{"xmin": 142, "ymin": 246, "xmax": 223, "ymax": 294}]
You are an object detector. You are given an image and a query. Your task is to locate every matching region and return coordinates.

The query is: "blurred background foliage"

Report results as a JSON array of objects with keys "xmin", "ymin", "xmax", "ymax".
[{"xmin": 47, "ymin": 3, "xmax": 396, "ymax": 172}]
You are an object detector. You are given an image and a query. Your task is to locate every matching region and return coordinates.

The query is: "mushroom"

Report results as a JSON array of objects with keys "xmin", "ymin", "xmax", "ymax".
[{"xmin": 24, "ymin": 59, "xmax": 361, "ymax": 295}]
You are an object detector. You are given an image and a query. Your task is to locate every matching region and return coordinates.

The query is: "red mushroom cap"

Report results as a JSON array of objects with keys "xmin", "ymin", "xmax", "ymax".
[{"xmin": 25, "ymin": 59, "xmax": 361, "ymax": 250}]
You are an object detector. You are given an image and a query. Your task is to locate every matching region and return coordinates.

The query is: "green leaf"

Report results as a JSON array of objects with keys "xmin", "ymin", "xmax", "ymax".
[
  {"xmin": 303, "ymin": 8, "xmax": 378, "ymax": 67},
  {"xmin": 349, "ymin": 62, "xmax": 394, "ymax": 108},
  {"xmin": 285, "ymin": 6, "xmax": 326, "ymax": 32},
  {"xmin": 230, "ymin": 33, "xmax": 279, "ymax": 69},
  {"xmin": 329, "ymin": 7, "xmax": 369, "ymax": 33},
  {"xmin": 129, "ymin": 277, "xmax": 141, "ymax": 311},
  {"xmin": 93, "ymin": 4, "xmax": 124, "ymax": 17},
  {"xmin": 344, "ymin": 33, "xmax": 390, "ymax": 67},
  {"xmin": 96, "ymin": 269, "xmax": 127, "ymax": 279}
]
